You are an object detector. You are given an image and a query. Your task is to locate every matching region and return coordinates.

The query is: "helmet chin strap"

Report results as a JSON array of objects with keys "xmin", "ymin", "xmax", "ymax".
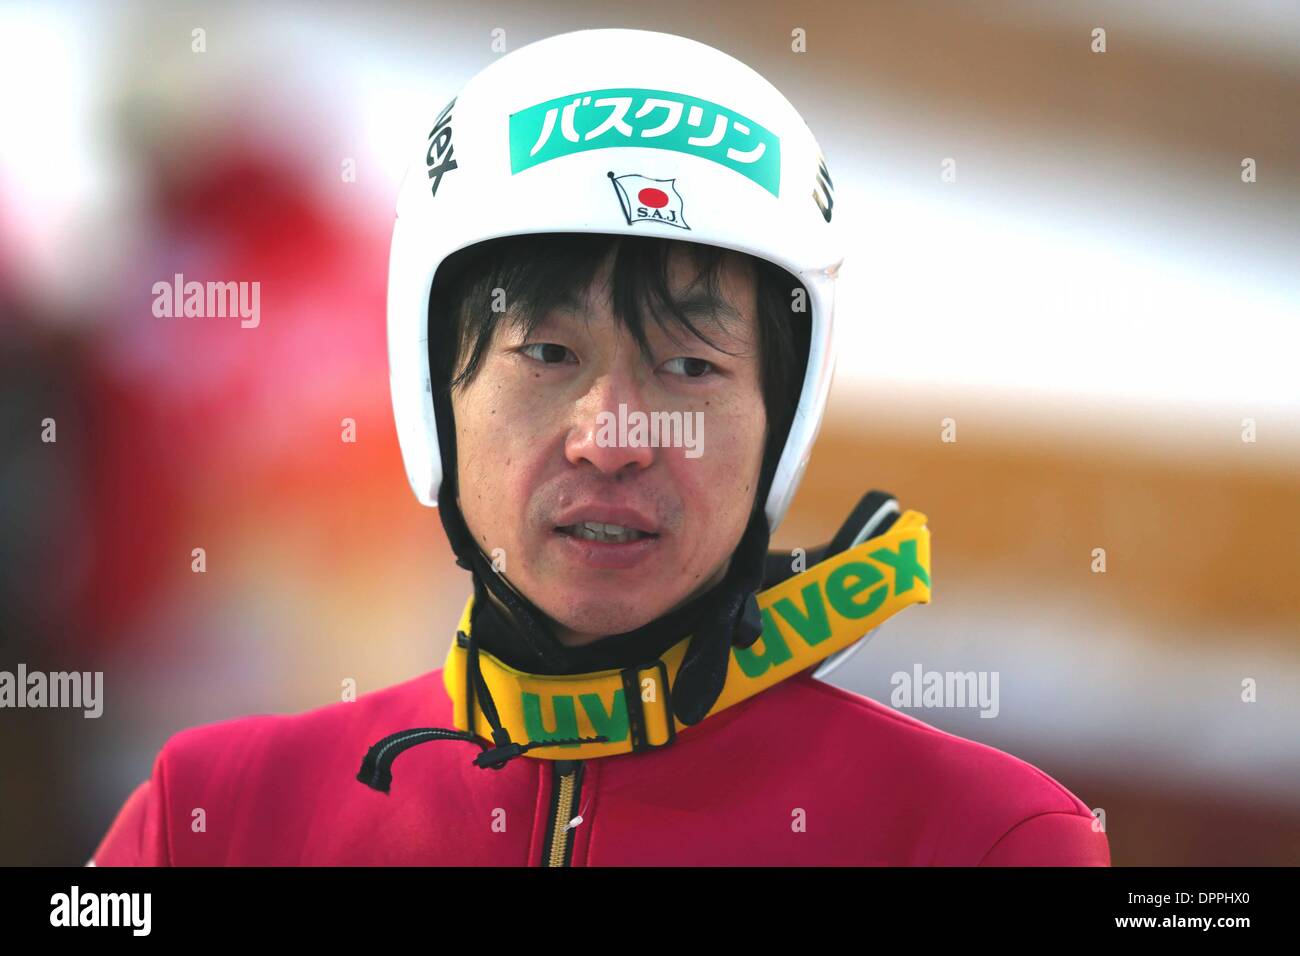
[
  {"xmin": 669, "ymin": 505, "xmax": 768, "ymax": 725},
  {"xmin": 436, "ymin": 484, "xmax": 572, "ymax": 673}
]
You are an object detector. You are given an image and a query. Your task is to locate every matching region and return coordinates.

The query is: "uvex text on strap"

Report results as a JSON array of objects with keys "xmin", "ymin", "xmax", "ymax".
[{"xmin": 441, "ymin": 509, "xmax": 931, "ymax": 761}]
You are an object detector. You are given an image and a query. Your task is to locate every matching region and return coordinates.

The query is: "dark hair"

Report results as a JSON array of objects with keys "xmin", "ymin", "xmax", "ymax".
[{"xmin": 427, "ymin": 233, "xmax": 811, "ymax": 508}]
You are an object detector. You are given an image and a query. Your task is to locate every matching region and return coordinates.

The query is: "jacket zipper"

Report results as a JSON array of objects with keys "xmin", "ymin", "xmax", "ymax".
[{"xmin": 543, "ymin": 759, "xmax": 585, "ymax": 866}]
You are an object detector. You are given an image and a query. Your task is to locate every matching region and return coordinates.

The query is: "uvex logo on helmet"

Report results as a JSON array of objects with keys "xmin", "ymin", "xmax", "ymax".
[
  {"xmin": 426, "ymin": 97, "xmax": 458, "ymax": 198},
  {"xmin": 813, "ymin": 152, "xmax": 834, "ymax": 223}
]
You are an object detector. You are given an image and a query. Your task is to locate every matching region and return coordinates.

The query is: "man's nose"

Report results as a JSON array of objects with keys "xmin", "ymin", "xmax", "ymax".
[{"xmin": 565, "ymin": 367, "xmax": 656, "ymax": 476}]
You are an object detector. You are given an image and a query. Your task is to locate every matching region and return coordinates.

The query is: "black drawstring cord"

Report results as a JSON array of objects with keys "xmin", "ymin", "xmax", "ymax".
[{"xmin": 356, "ymin": 629, "xmax": 608, "ymax": 793}]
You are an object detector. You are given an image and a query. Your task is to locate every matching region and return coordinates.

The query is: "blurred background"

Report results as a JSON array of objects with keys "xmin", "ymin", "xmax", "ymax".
[{"xmin": 1, "ymin": 0, "xmax": 1296, "ymax": 865}]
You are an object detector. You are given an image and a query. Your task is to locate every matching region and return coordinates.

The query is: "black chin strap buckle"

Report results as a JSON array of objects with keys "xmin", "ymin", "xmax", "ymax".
[
  {"xmin": 474, "ymin": 727, "xmax": 525, "ymax": 770},
  {"xmin": 620, "ymin": 659, "xmax": 677, "ymax": 753},
  {"xmin": 473, "ymin": 742, "xmax": 525, "ymax": 770}
]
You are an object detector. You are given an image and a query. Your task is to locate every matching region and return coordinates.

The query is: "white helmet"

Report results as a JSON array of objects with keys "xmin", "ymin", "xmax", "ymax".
[{"xmin": 387, "ymin": 27, "xmax": 842, "ymax": 533}]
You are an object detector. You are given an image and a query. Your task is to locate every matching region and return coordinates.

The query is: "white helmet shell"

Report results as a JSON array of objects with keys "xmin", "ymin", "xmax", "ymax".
[{"xmin": 387, "ymin": 27, "xmax": 842, "ymax": 533}]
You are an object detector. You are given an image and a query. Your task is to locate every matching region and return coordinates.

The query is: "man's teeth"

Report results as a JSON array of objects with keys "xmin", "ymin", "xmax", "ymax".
[{"xmin": 563, "ymin": 522, "xmax": 650, "ymax": 543}]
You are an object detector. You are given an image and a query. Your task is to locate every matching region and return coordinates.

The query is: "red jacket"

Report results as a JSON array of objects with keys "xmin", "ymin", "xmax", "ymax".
[{"xmin": 92, "ymin": 663, "xmax": 1110, "ymax": 866}]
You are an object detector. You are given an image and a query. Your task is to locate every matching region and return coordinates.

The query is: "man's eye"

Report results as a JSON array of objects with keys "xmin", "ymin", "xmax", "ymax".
[
  {"xmin": 520, "ymin": 343, "xmax": 575, "ymax": 365},
  {"xmin": 662, "ymin": 356, "xmax": 715, "ymax": 378}
]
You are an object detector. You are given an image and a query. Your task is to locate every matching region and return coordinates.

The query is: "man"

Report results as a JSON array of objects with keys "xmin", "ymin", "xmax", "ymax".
[{"xmin": 92, "ymin": 28, "xmax": 1109, "ymax": 866}]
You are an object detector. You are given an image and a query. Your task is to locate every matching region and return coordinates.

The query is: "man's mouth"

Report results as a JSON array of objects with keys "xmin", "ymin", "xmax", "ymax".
[{"xmin": 555, "ymin": 522, "xmax": 659, "ymax": 544}]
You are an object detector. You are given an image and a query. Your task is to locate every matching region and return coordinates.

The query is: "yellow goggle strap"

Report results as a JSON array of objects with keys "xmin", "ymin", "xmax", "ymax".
[{"xmin": 444, "ymin": 509, "xmax": 931, "ymax": 760}]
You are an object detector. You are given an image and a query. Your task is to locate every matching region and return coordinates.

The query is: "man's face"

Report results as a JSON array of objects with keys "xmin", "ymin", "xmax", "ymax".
[{"xmin": 451, "ymin": 246, "xmax": 768, "ymax": 646}]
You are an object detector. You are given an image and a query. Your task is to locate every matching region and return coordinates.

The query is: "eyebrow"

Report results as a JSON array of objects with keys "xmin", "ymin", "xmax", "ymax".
[
  {"xmin": 533, "ymin": 284, "xmax": 750, "ymax": 359},
  {"xmin": 668, "ymin": 290, "xmax": 744, "ymax": 326},
  {"xmin": 549, "ymin": 288, "xmax": 743, "ymax": 326}
]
